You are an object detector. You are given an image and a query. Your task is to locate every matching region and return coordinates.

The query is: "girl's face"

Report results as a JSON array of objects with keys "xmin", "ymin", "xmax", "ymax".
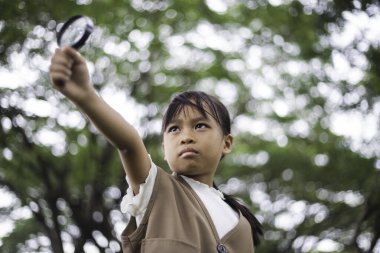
[{"xmin": 162, "ymin": 105, "xmax": 233, "ymax": 186}]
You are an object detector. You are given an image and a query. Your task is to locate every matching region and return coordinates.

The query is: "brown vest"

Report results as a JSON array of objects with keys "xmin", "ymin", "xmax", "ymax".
[{"xmin": 121, "ymin": 167, "xmax": 255, "ymax": 253}]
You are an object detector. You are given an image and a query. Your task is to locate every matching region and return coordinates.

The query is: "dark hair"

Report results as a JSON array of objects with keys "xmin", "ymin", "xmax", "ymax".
[
  {"xmin": 162, "ymin": 91, "xmax": 230, "ymax": 135},
  {"xmin": 162, "ymin": 91, "xmax": 263, "ymax": 246}
]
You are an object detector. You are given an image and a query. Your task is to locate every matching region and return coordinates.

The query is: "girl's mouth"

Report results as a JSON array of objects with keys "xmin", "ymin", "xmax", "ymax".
[{"xmin": 179, "ymin": 147, "xmax": 198, "ymax": 157}]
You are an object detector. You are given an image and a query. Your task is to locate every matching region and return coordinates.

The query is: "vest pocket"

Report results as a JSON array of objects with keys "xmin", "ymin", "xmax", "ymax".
[{"xmin": 141, "ymin": 238, "xmax": 199, "ymax": 253}]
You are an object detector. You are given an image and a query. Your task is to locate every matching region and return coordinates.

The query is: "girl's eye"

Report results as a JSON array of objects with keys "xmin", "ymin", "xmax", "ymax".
[
  {"xmin": 168, "ymin": 126, "xmax": 180, "ymax": 133},
  {"xmin": 195, "ymin": 123, "xmax": 207, "ymax": 129}
]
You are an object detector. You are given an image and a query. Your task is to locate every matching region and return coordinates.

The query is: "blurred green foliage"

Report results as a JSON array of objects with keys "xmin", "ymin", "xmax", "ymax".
[{"xmin": 1, "ymin": 0, "xmax": 380, "ymax": 252}]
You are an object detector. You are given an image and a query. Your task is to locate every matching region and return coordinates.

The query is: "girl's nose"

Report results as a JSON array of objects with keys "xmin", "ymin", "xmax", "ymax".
[
  {"xmin": 180, "ymin": 130, "xmax": 195, "ymax": 144},
  {"xmin": 181, "ymin": 136, "xmax": 194, "ymax": 144}
]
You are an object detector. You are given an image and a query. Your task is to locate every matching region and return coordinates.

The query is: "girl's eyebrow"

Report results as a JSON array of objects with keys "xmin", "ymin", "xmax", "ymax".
[
  {"xmin": 192, "ymin": 116, "xmax": 210, "ymax": 122},
  {"xmin": 169, "ymin": 115, "xmax": 209, "ymax": 125}
]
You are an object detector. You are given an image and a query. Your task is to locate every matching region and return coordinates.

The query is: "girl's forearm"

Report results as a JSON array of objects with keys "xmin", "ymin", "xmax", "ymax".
[{"xmin": 73, "ymin": 91, "xmax": 150, "ymax": 190}]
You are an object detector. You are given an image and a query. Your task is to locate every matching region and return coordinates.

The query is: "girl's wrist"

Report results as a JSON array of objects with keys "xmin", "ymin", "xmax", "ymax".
[{"xmin": 73, "ymin": 86, "xmax": 99, "ymax": 110}]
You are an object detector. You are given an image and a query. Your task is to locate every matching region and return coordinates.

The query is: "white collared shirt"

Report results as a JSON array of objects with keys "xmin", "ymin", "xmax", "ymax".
[{"xmin": 120, "ymin": 158, "xmax": 239, "ymax": 238}]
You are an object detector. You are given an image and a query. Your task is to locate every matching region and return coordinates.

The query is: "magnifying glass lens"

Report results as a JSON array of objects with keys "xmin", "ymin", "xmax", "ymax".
[
  {"xmin": 57, "ymin": 15, "xmax": 93, "ymax": 50},
  {"xmin": 59, "ymin": 20, "xmax": 86, "ymax": 47}
]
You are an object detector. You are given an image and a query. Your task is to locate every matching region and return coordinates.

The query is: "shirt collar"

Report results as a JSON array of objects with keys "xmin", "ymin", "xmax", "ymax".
[{"xmin": 179, "ymin": 174, "xmax": 225, "ymax": 200}]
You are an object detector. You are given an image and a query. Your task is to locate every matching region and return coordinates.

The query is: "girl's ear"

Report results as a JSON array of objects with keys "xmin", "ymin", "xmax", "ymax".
[{"xmin": 222, "ymin": 134, "xmax": 233, "ymax": 155}]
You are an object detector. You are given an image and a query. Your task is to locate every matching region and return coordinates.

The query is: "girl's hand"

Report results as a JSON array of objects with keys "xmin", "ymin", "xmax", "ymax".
[{"xmin": 49, "ymin": 47, "xmax": 95, "ymax": 105}]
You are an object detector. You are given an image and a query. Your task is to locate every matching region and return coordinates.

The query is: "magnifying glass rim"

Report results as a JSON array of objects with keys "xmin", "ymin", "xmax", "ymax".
[{"xmin": 57, "ymin": 15, "xmax": 93, "ymax": 50}]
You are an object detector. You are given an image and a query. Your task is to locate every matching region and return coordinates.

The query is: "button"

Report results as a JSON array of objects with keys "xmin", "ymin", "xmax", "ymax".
[{"xmin": 217, "ymin": 244, "xmax": 228, "ymax": 253}]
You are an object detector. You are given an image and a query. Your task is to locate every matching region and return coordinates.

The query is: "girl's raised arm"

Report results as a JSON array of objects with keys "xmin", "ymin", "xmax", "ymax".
[{"xmin": 49, "ymin": 47, "xmax": 150, "ymax": 193}]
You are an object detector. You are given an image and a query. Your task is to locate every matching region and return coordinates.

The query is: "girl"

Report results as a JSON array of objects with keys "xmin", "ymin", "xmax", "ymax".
[{"xmin": 50, "ymin": 47, "xmax": 262, "ymax": 253}]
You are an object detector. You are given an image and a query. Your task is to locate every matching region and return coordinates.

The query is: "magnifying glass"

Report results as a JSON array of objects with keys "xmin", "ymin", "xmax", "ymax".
[
  {"xmin": 55, "ymin": 15, "xmax": 93, "ymax": 86},
  {"xmin": 57, "ymin": 15, "xmax": 93, "ymax": 50}
]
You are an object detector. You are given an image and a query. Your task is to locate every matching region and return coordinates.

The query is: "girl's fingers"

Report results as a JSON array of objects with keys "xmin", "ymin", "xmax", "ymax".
[
  {"xmin": 62, "ymin": 47, "xmax": 84, "ymax": 65},
  {"xmin": 50, "ymin": 63, "xmax": 72, "ymax": 87},
  {"xmin": 51, "ymin": 57, "xmax": 72, "ymax": 69},
  {"xmin": 50, "ymin": 72, "xmax": 69, "ymax": 87},
  {"xmin": 49, "ymin": 67, "xmax": 70, "ymax": 87},
  {"xmin": 49, "ymin": 64, "xmax": 72, "ymax": 77},
  {"xmin": 51, "ymin": 53, "xmax": 73, "ymax": 69},
  {"xmin": 50, "ymin": 48, "xmax": 74, "ymax": 87}
]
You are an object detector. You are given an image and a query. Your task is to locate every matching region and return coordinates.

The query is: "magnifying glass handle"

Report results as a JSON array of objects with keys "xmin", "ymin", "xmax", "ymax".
[{"xmin": 56, "ymin": 79, "xmax": 65, "ymax": 87}]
